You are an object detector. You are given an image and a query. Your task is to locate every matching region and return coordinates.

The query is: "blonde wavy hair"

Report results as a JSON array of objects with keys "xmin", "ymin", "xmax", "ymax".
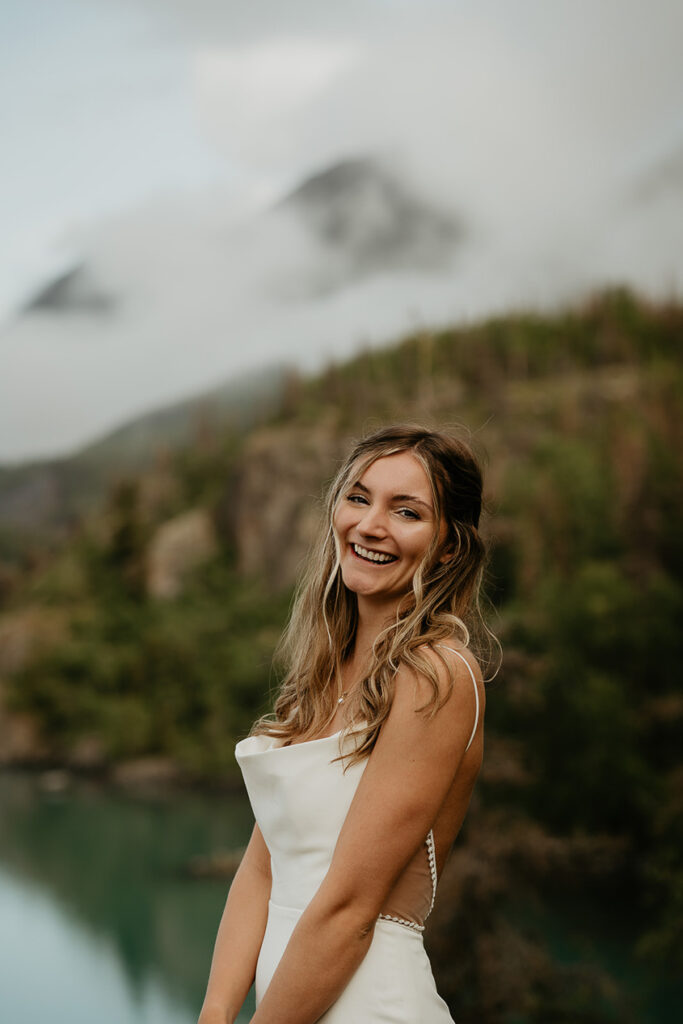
[{"xmin": 249, "ymin": 424, "xmax": 500, "ymax": 767}]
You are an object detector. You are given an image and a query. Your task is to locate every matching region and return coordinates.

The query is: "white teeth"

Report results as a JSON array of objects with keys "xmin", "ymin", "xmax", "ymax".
[{"xmin": 352, "ymin": 543, "xmax": 397, "ymax": 564}]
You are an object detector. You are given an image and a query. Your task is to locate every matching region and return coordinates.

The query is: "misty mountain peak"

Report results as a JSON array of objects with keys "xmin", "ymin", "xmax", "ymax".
[
  {"xmin": 24, "ymin": 264, "xmax": 115, "ymax": 316},
  {"xmin": 276, "ymin": 156, "xmax": 464, "ymax": 286}
]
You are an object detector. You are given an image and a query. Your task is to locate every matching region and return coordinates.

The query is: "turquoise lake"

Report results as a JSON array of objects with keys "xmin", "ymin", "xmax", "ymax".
[{"xmin": 0, "ymin": 771, "xmax": 256, "ymax": 1024}]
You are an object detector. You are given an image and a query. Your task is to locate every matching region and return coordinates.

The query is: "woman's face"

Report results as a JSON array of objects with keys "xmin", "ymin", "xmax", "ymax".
[{"xmin": 333, "ymin": 451, "xmax": 448, "ymax": 608}]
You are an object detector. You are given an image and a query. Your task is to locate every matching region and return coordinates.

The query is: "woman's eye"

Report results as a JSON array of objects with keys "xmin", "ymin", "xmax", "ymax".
[
  {"xmin": 397, "ymin": 507, "xmax": 420, "ymax": 520},
  {"xmin": 347, "ymin": 494, "xmax": 368, "ymax": 505}
]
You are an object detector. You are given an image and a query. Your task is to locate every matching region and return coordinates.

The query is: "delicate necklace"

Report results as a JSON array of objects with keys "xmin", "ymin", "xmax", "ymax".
[{"xmin": 337, "ymin": 667, "xmax": 350, "ymax": 704}]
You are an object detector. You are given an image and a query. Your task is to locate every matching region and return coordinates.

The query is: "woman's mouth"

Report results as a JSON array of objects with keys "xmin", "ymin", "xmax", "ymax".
[{"xmin": 351, "ymin": 543, "xmax": 399, "ymax": 565}]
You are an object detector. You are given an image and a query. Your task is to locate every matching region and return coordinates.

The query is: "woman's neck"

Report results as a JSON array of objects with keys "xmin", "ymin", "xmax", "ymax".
[{"xmin": 351, "ymin": 596, "xmax": 399, "ymax": 665}]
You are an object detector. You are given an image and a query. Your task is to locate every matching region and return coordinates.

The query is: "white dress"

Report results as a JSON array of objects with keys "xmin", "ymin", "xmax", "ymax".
[{"xmin": 234, "ymin": 646, "xmax": 480, "ymax": 1023}]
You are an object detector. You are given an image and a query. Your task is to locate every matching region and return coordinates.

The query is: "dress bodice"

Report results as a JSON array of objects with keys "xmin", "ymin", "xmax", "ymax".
[
  {"xmin": 234, "ymin": 725, "xmax": 436, "ymax": 930},
  {"xmin": 235, "ymin": 644, "xmax": 480, "ymax": 933}
]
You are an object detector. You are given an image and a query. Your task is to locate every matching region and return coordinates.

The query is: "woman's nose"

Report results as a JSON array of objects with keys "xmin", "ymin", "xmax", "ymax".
[{"xmin": 357, "ymin": 504, "xmax": 388, "ymax": 536}]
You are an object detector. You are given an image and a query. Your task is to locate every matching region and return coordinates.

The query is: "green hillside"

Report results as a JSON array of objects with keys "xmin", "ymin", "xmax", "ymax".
[
  {"xmin": 0, "ymin": 364, "xmax": 285, "ymax": 566},
  {"xmin": 1, "ymin": 287, "xmax": 681, "ymax": 1022}
]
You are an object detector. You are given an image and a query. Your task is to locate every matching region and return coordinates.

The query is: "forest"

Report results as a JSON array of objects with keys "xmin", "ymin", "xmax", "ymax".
[{"xmin": 0, "ymin": 287, "xmax": 681, "ymax": 1022}]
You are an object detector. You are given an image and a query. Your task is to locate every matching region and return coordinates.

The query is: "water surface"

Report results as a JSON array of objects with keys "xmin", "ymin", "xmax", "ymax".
[{"xmin": 0, "ymin": 771, "xmax": 255, "ymax": 1024}]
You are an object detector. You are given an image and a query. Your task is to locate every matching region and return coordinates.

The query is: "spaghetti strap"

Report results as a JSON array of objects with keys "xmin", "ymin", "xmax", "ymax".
[{"xmin": 435, "ymin": 644, "xmax": 480, "ymax": 752}]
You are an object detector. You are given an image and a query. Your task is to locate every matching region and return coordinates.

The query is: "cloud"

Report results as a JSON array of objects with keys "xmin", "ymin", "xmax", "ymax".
[
  {"xmin": 2, "ymin": 0, "xmax": 683, "ymax": 460},
  {"xmin": 195, "ymin": 38, "xmax": 360, "ymax": 120},
  {"xmin": 187, "ymin": 1, "xmax": 683, "ymax": 234}
]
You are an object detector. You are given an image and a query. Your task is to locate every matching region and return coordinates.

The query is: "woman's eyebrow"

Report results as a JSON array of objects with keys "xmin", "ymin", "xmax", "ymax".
[
  {"xmin": 393, "ymin": 493, "xmax": 433, "ymax": 511},
  {"xmin": 351, "ymin": 481, "xmax": 433, "ymax": 511}
]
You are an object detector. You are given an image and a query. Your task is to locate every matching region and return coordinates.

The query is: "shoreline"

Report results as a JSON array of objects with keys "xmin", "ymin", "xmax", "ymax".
[{"xmin": 0, "ymin": 755, "xmax": 246, "ymax": 799}]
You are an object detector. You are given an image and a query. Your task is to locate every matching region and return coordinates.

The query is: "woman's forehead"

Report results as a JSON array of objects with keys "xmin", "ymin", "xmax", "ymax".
[{"xmin": 356, "ymin": 451, "xmax": 432, "ymax": 495}]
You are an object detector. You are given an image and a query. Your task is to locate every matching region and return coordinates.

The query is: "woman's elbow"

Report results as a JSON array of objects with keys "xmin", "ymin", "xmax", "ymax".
[{"xmin": 313, "ymin": 885, "xmax": 381, "ymax": 942}]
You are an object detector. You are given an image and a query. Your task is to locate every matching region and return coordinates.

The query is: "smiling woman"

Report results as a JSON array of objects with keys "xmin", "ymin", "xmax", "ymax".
[{"xmin": 199, "ymin": 425, "xmax": 499, "ymax": 1024}]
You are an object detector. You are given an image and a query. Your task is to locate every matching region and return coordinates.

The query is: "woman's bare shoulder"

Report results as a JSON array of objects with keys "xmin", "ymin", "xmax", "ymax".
[
  {"xmin": 413, "ymin": 637, "xmax": 483, "ymax": 681},
  {"xmin": 395, "ymin": 638, "xmax": 483, "ymax": 711},
  {"xmin": 433, "ymin": 638, "xmax": 484, "ymax": 681}
]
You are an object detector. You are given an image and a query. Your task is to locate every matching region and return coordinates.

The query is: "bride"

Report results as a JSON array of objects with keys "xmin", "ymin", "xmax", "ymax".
[{"xmin": 199, "ymin": 424, "xmax": 497, "ymax": 1023}]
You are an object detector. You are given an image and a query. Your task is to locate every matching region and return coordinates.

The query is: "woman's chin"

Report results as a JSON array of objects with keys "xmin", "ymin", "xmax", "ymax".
[
  {"xmin": 341, "ymin": 571, "xmax": 403, "ymax": 603},
  {"xmin": 341, "ymin": 571, "xmax": 384, "ymax": 596}
]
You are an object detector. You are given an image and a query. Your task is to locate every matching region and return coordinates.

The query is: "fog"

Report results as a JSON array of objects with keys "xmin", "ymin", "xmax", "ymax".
[{"xmin": 1, "ymin": 0, "xmax": 682, "ymax": 462}]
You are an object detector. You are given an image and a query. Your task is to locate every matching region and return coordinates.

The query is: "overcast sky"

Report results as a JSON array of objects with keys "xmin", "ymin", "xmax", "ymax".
[{"xmin": 1, "ymin": 0, "xmax": 682, "ymax": 462}]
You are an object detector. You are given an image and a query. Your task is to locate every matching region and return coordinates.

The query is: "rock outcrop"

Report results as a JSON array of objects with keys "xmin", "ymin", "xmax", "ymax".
[
  {"xmin": 146, "ymin": 508, "xmax": 218, "ymax": 599},
  {"xmin": 228, "ymin": 423, "xmax": 349, "ymax": 590}
]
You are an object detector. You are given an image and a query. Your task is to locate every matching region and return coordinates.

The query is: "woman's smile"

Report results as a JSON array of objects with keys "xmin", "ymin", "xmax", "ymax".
[{"xmin": 350, "ymin": 542, "xmax": 399, "ymax": 565}]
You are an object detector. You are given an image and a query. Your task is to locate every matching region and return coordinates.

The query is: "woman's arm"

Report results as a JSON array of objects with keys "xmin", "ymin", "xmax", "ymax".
[
  {"xmin": 249, "ymin": 646, "xmax": 485, "ymax": 1024},
  {"xmin": 198, "ymin": 822, "xmax": 272, "ymax": 1024}
]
